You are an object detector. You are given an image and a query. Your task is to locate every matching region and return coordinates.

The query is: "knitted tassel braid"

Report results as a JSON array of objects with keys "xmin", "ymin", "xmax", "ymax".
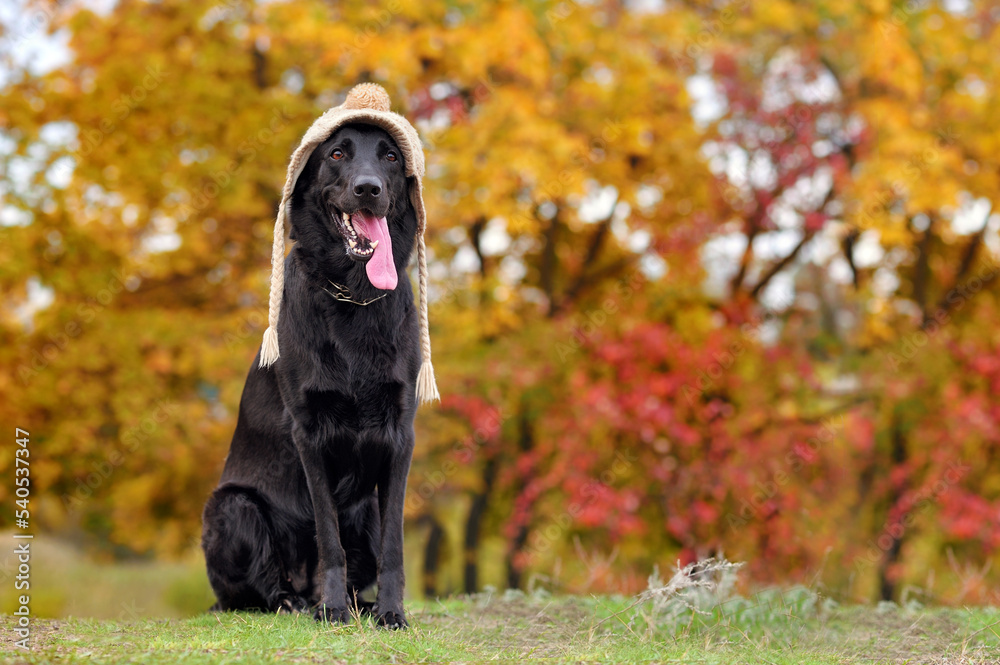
[
  {"xmin": 257, "ymin": 83, "xmax": 439, "ymax": 405},
  {"xmin": 259, "ymin": 201, "xmax": 287, "ymax": 368},
  {"xmin": 415, "ymin": 232, "xmax": 439, "ymax": 404}
]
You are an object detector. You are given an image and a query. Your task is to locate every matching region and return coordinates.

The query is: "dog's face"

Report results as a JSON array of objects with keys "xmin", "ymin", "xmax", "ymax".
[{"xmin": 293, "ymin": 124, "xmax": 413, "ymax": 290}]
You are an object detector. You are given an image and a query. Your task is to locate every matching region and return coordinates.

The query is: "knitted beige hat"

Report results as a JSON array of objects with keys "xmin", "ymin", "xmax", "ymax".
[{"xmin": 259, "ymin": 83, "xmax": 439, "ymax": 404}]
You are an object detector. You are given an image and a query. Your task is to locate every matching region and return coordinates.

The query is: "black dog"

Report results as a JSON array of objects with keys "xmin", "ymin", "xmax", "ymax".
[{"xmin": 202, "ymin": 124, "xmax": 420, "ymax": 629}]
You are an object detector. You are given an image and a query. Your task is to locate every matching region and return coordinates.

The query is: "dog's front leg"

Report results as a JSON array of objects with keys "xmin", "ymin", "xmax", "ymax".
[
  {"xmin": 293, "ymin": 425, "xmax": 351, "ymax": 623},
  {"xmin": 374, "ymin": 434, "xmax": 414, "ymax": 629}
]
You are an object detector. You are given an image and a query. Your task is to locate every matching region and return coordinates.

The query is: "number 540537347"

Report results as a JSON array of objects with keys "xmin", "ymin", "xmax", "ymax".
[{"xmin": 15, "ymin": 429, "xmax": 30, "ymax": 516}]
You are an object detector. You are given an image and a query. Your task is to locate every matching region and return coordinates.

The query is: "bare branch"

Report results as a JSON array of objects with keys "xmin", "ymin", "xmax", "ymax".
[
  {"xmin": 730, "ymin": 225, "xmax": 758, "ymax": 294},
  {"xmin": 842, "ymin": 229, "xmax": 860, "ymax": 289},
  {"xmin": 912, "ymin": 220, "xmax": 934, "ymax": 318},
  {"xmin": 468, "ymin": 216, "xmax": 488, "ymax": 280},
  {"xmin": 558, "ymin": 203, "xmax": 617, "ymax": 313},
  {"xmin": 540, "ymin": 209, "xmax": 560, "ymax": 317},
  {"xmin": 749, "ymin": 230, "xmax": 815, "ymax": 301}
]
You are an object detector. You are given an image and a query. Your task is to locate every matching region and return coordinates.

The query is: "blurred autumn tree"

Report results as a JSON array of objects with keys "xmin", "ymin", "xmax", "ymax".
[{"xmin": 2, "ymin": 0, "xmax": 999, "ymax": 604}]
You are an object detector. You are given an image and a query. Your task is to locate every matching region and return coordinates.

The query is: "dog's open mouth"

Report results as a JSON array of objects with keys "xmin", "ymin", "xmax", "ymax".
[{"xmin": 336, "ymin": 209, "xmax": 397, "ymax": 290}]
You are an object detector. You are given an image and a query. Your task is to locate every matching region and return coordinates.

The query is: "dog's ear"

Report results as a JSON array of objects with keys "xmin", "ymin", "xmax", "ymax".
[
  {"xmin": 405, "ymin": 199, "xmax": 418, "ymax": 239},
  {"xmin": 288, "ymin": 199, "xmax": 298, "ymax": 240},
  {"xmin": 391, "ymin": 186, "xmax": 420, "ymax": 265},
  {"xmin": 288, "ymin": 145, "xmax": 329, "ymax": 242},
  {"xmin": 404, "ymin": 185, "xmax": 420, "ymax": 235}
]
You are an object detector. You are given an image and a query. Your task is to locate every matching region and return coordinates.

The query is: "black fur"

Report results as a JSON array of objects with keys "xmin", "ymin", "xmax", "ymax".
[{"xmin": 202, "ymin": 125, "xmax": 420, "ymax": 629}]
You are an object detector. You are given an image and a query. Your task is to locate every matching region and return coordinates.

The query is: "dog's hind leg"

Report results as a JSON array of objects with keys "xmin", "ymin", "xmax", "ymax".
[{"xmin": 202, "ymin": 485, "xmax": 307, "ymax": 613}]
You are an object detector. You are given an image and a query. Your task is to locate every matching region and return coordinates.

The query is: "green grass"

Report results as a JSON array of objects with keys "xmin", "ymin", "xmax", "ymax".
[
  {"xmin": 3, "ymin": 591, "xmax": 1000, "ymax": 664},
  {"xmin": 0, "ymin": 535, "xmax": 216, "ymax": 620},
  {"xmin": 2, "ymin": 539, "xmax": 998, "ymax": 663}
]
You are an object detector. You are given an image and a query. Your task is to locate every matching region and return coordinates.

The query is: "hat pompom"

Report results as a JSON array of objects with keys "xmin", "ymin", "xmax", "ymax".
[{"xmin": 343, "ymin": 83, "xmax": 391, "ymax": 112}]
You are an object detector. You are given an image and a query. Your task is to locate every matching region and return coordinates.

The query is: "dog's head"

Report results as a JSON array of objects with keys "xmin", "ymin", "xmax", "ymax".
[{"xmin": 291, "ymin": 124, "xmax": 417, "ymax": 290}]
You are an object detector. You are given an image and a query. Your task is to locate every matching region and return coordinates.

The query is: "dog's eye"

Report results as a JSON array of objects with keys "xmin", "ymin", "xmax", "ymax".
[
  {"xmin": 331, "ymin": 149, "xmax": 344, "ymax": 161},
  {"xmin": 386, "ymin": 151, "xmax": 397, "ymax": 162}
]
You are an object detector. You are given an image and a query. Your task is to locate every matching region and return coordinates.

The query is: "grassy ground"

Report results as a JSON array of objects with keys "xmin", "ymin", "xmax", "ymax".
[
  {"xmin": 3, "ymin": 591, "xmax": 1000, "ymax": 664},
  {"xmin": 0, "ymin": 533, "xmax": 216, "ymax": 619},
  {"xmin": 2, "ymin": 538, "xmax": 998, "ymax": 663}
]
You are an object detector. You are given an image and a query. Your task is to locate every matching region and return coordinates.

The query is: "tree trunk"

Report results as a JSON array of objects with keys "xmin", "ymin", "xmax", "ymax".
[
  {"xmin": 877, "ymin": 416, "xmax": 908, "ymax": 601},
  {"xmin": 463, "ymin": 457, "xmax": 498, "ymax": 594},
  {"xmin": 541, "ymin": 212, "xmax": 561, "ymax": 317},
  {"xmin": 505, "ymin": 409, "xmax": 535, "ymax": 589},
  {"xmin": 506, "ymin": 525, "xmax": 530, "ymax": 590},
  {"xmin": 422, "ymin": 516, "xmax": 445, "ymax": 598}
]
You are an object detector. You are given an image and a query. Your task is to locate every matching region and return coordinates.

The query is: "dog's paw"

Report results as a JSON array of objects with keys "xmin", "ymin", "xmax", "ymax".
[
  {"xmin": 375, "ymin": 610, "xmax": 408, "ymax": 630},
  {"xmin": 277, "ymin": 595, "xmax": 310, "ymax": 614},
  {"xmin": 314, "ymin": 604, "xmax": 352, "ymax": 624}
]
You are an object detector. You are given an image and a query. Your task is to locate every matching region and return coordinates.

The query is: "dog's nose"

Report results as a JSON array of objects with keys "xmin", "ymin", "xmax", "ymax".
[{"xmin": 353, "ymin": 176, "xmax": 382, "ymax": 198}]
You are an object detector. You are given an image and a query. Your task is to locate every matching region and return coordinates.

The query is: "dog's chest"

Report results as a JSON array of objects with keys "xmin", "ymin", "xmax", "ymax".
[
  {"xmin": 331, "ymin": 316, "xmax": 406, "ymax": 378},
  {"xmin": 302, "ymin": 323, "xmax": 410, "ymax": 429}
]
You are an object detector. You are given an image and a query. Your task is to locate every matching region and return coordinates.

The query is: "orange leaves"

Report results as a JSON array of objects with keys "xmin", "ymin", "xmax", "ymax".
[
  {"xmin": 144, "ymin": 349, "xmax": 172, "ymax": 374},
  {"xmin": 858, "ymin": 16, "xmax": 924, "ymax": 101}
]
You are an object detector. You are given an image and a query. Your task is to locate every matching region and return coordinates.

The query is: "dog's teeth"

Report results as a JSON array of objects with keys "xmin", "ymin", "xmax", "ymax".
[
  {"xmin": 348, "ymin": 238, "xmax": 357, "ymax": 248},
  {"xmin": 369, "ymin": 240, "xmax": 378, "ymax": 250},
  {"xmin": 342, "ymin": 212, "xmax": 349, "ymax": 222}
]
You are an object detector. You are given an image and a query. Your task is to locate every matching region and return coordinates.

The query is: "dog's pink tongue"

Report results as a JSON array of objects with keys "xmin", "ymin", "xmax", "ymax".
[{"xmin": 352, "ymin": 212, "xmax": 396, "ymax": 290}]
